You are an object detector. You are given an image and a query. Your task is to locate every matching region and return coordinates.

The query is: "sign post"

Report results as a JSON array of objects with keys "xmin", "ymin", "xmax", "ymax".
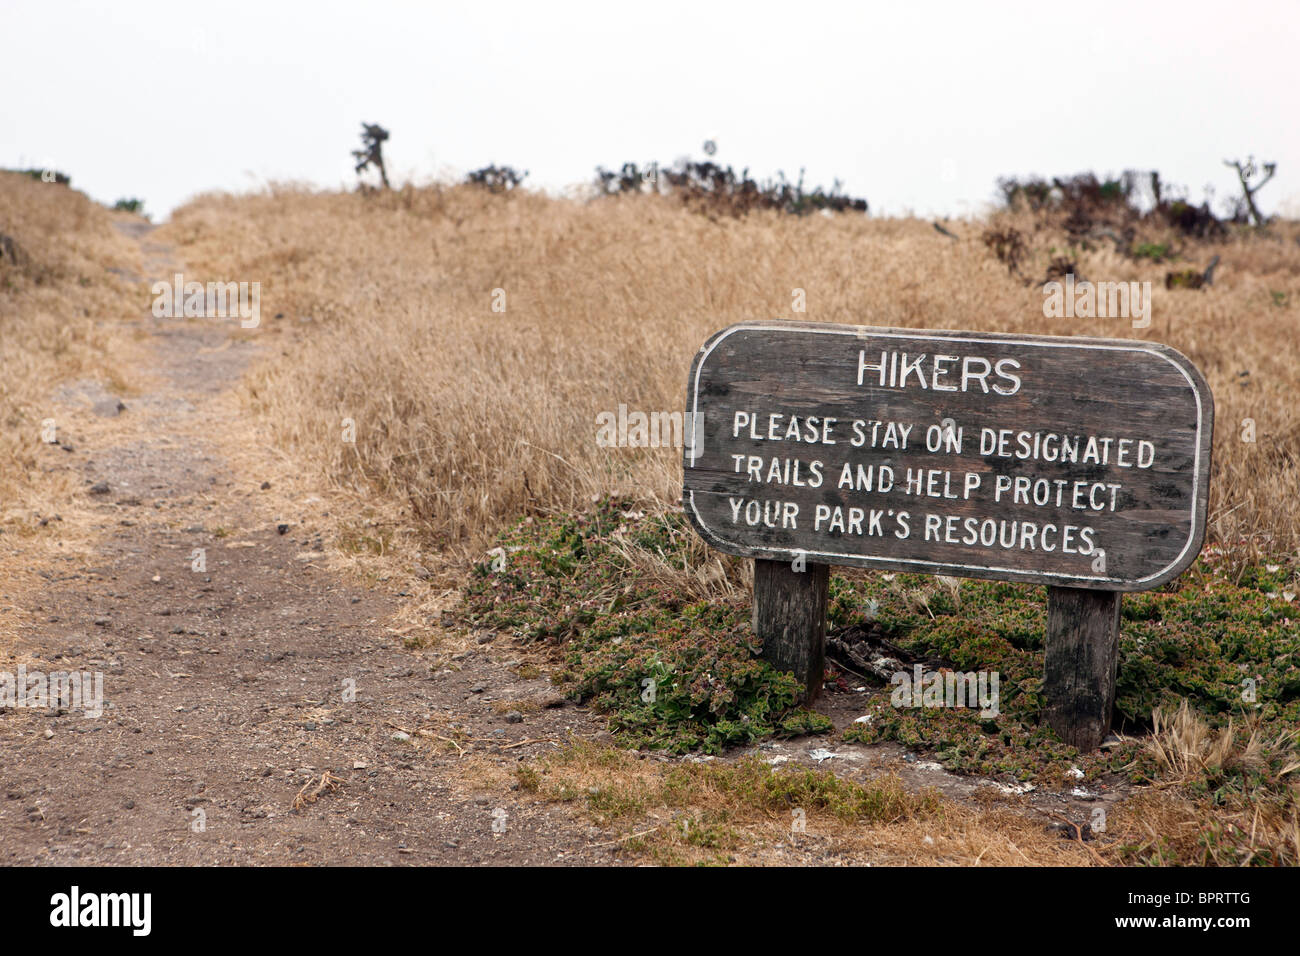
[
  {"xmin": 1043, "ymin": 586, "xmax": 1122, "ymax": 749},
  {"xmin": 752, "ymin": 557, "xmax": 830, "ymax": 702},
  {"xmin": 683, "ymin": 321, "xmax": 1213, "ymax": 749}
]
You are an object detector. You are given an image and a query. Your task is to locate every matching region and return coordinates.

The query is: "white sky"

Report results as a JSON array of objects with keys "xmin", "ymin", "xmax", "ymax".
[{"xmin": 4, "ymin": 0, "xmax": 1298, "ymax": 221}]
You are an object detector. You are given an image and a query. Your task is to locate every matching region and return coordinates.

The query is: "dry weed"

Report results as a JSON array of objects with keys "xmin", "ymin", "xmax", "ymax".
[{"xmin": 159, "ymin": 186, "xmax": 1300, "ymax": 576}]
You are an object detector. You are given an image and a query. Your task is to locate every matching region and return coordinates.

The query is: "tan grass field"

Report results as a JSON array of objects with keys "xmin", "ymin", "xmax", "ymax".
[
  {"xmin": 0, "ymin": 172, "xmax": 141, "ymax": 494},
  {"xmin": 159, "ymin": 184, "xmax": 1300, "ymax": 572},
  {"xmin": 0, "ymin": 173, "xmax": 142, "ymax": 639}
]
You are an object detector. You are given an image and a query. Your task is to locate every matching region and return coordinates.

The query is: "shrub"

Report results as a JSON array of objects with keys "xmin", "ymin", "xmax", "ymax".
[
  {"xmin": 596, "ymin": 159, "xmax": 867, "ymax": 219},
  {"xmin": 465, "ymin": 164, "xmax": 528, "ymax": 193}
]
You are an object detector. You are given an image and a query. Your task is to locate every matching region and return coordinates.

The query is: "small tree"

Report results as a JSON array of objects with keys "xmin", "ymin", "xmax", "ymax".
[
  {"xmin": 353, "ymin": 123, "xmax": 391, "ymax": 189},
  {"xmin": 1224, "ymin": 156, "xmax": 1276, "ymax": 226}
]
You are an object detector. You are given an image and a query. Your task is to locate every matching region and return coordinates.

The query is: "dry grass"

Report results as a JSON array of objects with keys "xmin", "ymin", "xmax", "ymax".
[
  {"xmin": 1149, "ymin": 699, "xmax": 1300, "ymax": 784},
  {"xmin": 291, "ymin": 770, "xmax": 344, "ymax": 811},
  {"xmin": 1117, "ymin": 788, "xmax": 1300, "ymax": 867},
  {"xmin": 160, "ymin": 184, "xmax": 1300, "ymax": 575},
  {"xmin": 1127, "ymin": 700, "xmax": 1300, "ymax": 864},
  {"xmin": 502, "ymin": 735, "xmax": 1299, "ymax": 865},
  {"xmin": 0, "ymin": 173, "xmax": 140, "ymax": 643},
  {"xmin": 0, "ymin": 173, "xmax": 140, "ymax": 495},
  {"xmin": 506, "ymin": 740, "xmax": 1099, "ymax": 865},
  {"xmin": 604, "ymin": 511, "xmax": 753, "ymax": 602},
  {"xmin": 0, "ymin": 180, "xmax": 137, "ymax": 392}
]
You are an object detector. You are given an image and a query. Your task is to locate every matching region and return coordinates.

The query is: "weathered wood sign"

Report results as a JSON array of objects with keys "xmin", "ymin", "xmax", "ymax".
[
  {"xmin": 682, "ymin": 321, "xmax": 1215, "ymax": 748},
  {"xmin": 684, "ymin": 322, "xmax": 1212, "ymax": 588}
]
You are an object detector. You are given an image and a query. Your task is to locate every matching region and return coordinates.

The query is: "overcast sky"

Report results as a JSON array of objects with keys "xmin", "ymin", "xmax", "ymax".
[{"xmin": 5, "ymin": 0, "xmax": 1298, "ymax": 221}]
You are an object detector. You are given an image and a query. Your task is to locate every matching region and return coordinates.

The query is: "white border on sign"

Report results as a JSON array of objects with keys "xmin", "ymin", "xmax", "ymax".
[{"xmin": 685, "ymin": 323, "xmax": 1206, "ymax": 588}]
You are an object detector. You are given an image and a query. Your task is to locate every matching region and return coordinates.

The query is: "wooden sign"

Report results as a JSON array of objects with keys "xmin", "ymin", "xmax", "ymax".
[
  {"xmin": 683, "ymin": 322, "xmax": 1212, "ymax": 590},
  {"xmin": 681, "ymin": 321, "xmax": 1215, "ymax": 748}
]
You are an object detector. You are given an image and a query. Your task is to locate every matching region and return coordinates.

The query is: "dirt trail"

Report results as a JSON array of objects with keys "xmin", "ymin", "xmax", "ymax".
[{"xmin": 0, "ymin": 222, "xmax": 617, "ymax": 865}]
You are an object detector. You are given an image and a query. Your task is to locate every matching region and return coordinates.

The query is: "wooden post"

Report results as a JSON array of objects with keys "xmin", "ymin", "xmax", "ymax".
[
  {"xmin": 1043, "ymin": 586, "xmax": 1122, "ymax": 750},
  {"xmin": 752, "ymin": 558, "xmax": 829, "ymax": 703}
]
